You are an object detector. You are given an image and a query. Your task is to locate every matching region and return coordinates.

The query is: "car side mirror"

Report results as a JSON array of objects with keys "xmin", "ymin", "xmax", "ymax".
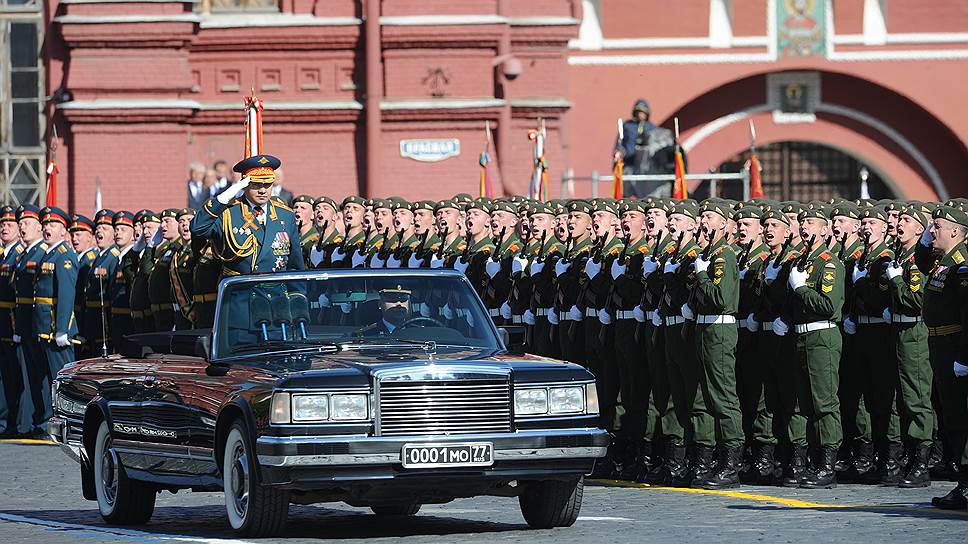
[
  {"xmin": 497, "ymin": 325, "xmax": 526, "ymax": 354},
  {"xmin": 195, "ymin": 335, "xmax": 211, "ymax": 360}
]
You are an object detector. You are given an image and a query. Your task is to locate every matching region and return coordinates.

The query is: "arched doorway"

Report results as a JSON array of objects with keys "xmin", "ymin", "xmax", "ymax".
[{"xmin": 711, "ymin": 141, "xmax": 892, "ymax": 202}]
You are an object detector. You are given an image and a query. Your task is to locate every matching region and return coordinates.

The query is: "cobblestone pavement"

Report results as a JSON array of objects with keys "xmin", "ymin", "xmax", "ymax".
[{"xmin": 0, "ymin": 440, "xmax": 964, "ymax": 543}]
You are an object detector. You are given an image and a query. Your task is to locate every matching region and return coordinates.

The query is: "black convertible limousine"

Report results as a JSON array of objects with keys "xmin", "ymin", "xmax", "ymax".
[{"xmin": 49, "ymin": 269, "xmax": 609, "ymax": 536}]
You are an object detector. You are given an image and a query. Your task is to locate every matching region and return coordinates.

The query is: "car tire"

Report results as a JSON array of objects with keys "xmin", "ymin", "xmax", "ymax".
[
  {"xmin": 370, "ymin": 502, "xmax": 421, "ymax": 516},
  {"xmin": 93, "ymin": 420, "xmax": 156, "ymax": 525},
  {"xmin": 519, "ymin": 477, "xmax": 584, "ymax": 529},
  {"xmin": 222, "ymin": 421, "xmax": 289, "ymax": 537}
]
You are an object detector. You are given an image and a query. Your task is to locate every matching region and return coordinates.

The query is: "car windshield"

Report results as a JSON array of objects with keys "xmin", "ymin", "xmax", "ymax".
[{"xmin": 212, "ymin": 271, "xmax": 501, "ymax": 358}]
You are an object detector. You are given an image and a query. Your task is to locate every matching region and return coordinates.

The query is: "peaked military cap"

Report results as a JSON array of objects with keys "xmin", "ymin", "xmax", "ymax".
[
  {"xmin": 17, "ymin": 204, "xmax": 41, "ymax": 222},
  {"xmin": 69, "ymin": 214, "xmax": 95, "ymax": 232},
  {"xmin": 94, "ymin": 209, "xmax": 116, "ymax": 226},
  {"xmin": 134, "ymin": 209, "xmax": 159, "ymax": 224},
  {"xmin": 41, "ymin": 206, "xmax": 70, "ymax": 226},
  {"xmin": 112, "ymin": 210, "xmax": 135, "ymax": 227},
  {"xmin": 233, "ymin": 154, "xmax": 281, "ymax": 185},
  {"xmin": 0, "ymin": 205, "xmax": 15, "ymax": 222}
]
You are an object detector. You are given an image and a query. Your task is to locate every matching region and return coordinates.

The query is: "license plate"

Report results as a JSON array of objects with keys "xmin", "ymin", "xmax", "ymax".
[{"xmin": 401, "ymin": 442, "xmax": 494, "ymax": 468}]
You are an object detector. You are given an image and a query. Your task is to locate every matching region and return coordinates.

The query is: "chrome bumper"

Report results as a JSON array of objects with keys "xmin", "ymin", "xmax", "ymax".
[{"xmin": 48, "ymin": 416, "xmax": 84, "ymax": 463}]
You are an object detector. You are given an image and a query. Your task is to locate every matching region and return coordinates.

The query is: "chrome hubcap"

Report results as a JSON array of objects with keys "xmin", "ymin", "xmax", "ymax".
[
  {"xmin": 100, "ymin": 443, "xmax": 119, "ymax": 506},
  {"xmin": 230, "ymin": 442, "xmax": 249, "ymax": 519}
]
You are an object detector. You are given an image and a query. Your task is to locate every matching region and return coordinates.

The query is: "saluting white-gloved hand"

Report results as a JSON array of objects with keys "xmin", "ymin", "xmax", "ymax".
[
  {"xmin": 523, "ymin": 309, "xmax": 536, "ymax": 325},
  {"xmin": 681, "ymin": 303, "xmax": 695, "ymax": 321},
  {"xmin": 317, "ymin": 292, "xmax": 332, "ymax": 308},
  {"xmin": 772, "ymin": 318, "xmax": 789, "ymax": 336},
  {"xmin": 430, "ymin": 253, "xmax": 445, "ymax": 269},
  {"xmin": 386, "ymin": 254, "xmax": 401, "ymax": 268},
  {"xmin": 852, "ymin": 265, "xmax": 868, "ymax": 284},
  {"xmin": 843, "ymin": 317, "xmax": 857, "ymax": 335},
  {"xmin": 500, "ymin": 302, "xmax": 513, "ymax": 320},
  {"xmin": 885, "ymin": 262, "xmax": 903, "ymax": 280},
  {"xmin": 512, "ymin": 254, "xmax": 529, "ymax": 275},
  {"xmin": 598, "ymin": 308, "xmax": 613, "ymax": 325},
  {"xmin": 663, "ymin": 261, "xmax": 680, "ymax": 274},
  {"xmin": 953, "ymin": 361, "xmax": 968, "ymax": 378},
  {"xmin": 694, "ymin": 255, "xmax": 711, "ymax": 274},
  {"xmin": 633, "ymin": 306, "xmax": 647, "ymax": 323},
  {"xmin": 309, "ymin": 245, "xmax": 326, "ymax": 267},
  {"xmin": 12, "ymin": 334, "xmax": 21, "ymax": 344},
  {"xmin": 529, "ymin": 259, "xmax": 545, "ymax": 276},
  {"xmin": 642, "ymin": 257, "xmax": 659, "ymax": 277},
  {"xmin": 547, "ymin": 310, "xmax": 559, "ymax": 325},
  {"xmin": 147, "ymin": 225, "xmax": 164, "ymax": 248},
  {"xmin": 883, "ymin": 308, "xmax": 893, "ymax": 322},
  {"xmin": 584, "ymin": 258, "xmax": 602, "ymax": 279},
  {"xmin": 651, "ymin": 311, "xmax": 663, "ymax": 328},
  {"xmin": 485, "ymin": 259, "xmax": 502, "ymax": 278},
  {"xmin": 453, "ymin": 256, "xmax": 470, "ymax": 274},
  {"xmin": 611, "ymin": 259, "xmax": 627, "ymax": 280},
  {"xmin": 568, "ymin": 305, "xmax": 583, "ymax": 322},
  {"xmin": 764, "ymin": 262, "xmax": 781, "ymax": 282},
  {"xmin": 55, "ymin": 333, "xmax": 70, "ymax": 348},
  {"xmin": 350, "ymin": 248, "xmax": 367, "ymax": 268},
  {"xmin": 218, "ymin": 176, "xmax": 250, "ymax": 205},
  {"xmin": 788, "ymin": 266, "xmax": 808, "ymax": 290},
  {"xmin": 555, "ymin": 259, "xmax": 571, "ymax": 277},
  {"xmin": 746, "ymin": 313, "xmax": 760, "ymax": 332},
  {"xmin": 331, "ymin": 247, "xmax": 346, "ymax": 263}
]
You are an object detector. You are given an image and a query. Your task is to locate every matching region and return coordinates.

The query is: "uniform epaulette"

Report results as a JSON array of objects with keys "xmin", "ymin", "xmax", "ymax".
[
  {"xmin": 609, "ymin": 247, "xmax": 620, "ymax": 255},
  {"xmin": 639, "ymin": 245, "xmax": 649, "ymax": 254},
  {"xmin": 273, "ymin": 202, "xmax": 292, "ymax": 212},
  {"xmin": 86, "ymin": 250, "xmax": 96, "ymax": 259},
  {"xmin": 58, "ymin": 245, "xmax": 67, "ymax": 254},
  {"xmin": 110, "ymin": 247, "xmax": 120, "ymax": 257},
  {"xmin": 457, "ymin": 242, "xmax": 467, "ymax": 250},
  {"xmin": 14, "ymin": 245, "xmax": 23, "ymax": 254},
  {"xmin": 953, "ymin": 250, "xmax": 965, "ymax": 264},
  {"xmin": 40, "ymin": 242, "xmax": 48, "ymax": 251},
  {"xmin": 509, "ymin": 243, "xmax": 520, "ymax": 253},
  {"xmin": 820, "ymin": 251, "xmax": 832, "ymax": 261}
]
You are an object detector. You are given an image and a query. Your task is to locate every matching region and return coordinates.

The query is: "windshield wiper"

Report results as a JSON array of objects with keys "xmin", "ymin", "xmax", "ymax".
[{"xmin": 230, "ymin": 340, "xmax": 340, "ymax": 355}]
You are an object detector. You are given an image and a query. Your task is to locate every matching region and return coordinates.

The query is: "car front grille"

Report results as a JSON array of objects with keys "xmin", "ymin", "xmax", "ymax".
[{"xmin": 377, "ymin": 379, "xmax": 512, "ymax": 436}]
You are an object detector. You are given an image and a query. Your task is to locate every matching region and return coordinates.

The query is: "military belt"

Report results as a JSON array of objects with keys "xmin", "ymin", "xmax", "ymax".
[
  {"xmin": 0, "ymin": 301, "xmax": 16, "ymax": 309},
  {"xmin": 85, "ymin": 301, "xmax": 107, "ymax": 309},
  {"xmin": 130, "ymin": 310, "xmax": 145, "ymax": 318},
  {"xmin": 856, "ymin": 316, "xmax": 886, "ymax": 325},
  {"xmin": 892, "ymin": 315, "xmax": 921, "ymax": 323},
  {"xmin": 761, "ymin": 322, "xmax": 774, "ymax": 332},
  {"xmin": 696, "ymin": 315, "xmax": 736, "ymax": 325},
  {"xmin": 615, "ymin": 310, "xmax": 637, "ymax": 320},
  {"xmin": 559, "ymin": 311, "xmax": 581, "ymax": 322},
  {"xmin": 585, "ymin": 308, "xmax": 598, "ymax": 318},
  {"xmin": 928, "ymin": 324, "xmax": 961, "ymax": 337},
  {"xmin": 645, "ymin": 310, "xmax": 656, "ymax": 320},
  {"xmin": 34, "ymin": 297, "xmax": 55, "ymax": 305},
  {"xmin": 665, "ymin": 316, "xmax": 685, "ymax": 326},
  {"xmin": 535, "ymin": 308, "xmax": 552, "ymax": 317},
  {"xmin": 150, "ymin": 304, "xmax": 172, "ymax": 312},
  {"xmin": 794, "ymin": 321, "xmax": 837, "ymax": 334},
  {"xmin": 16, "ymin": 297, "xmax": 33, "ymax": 305},
  {"xmin": 738, "ymin": 319, "xmax": 749, "ymax": 328},
  {"xmin": 193, "ymin": 293, "xmax": 218, "ymax": 303},
  {"xmin": 509, "ymin": 315, "xmax": 524, "ymax": 324},
  {"xmin": 111, "ymin": 307, "xmax": 130, "ymax": 315},
  {"xmin": 488, "ymin": 308, "xmax": 501, "ymax": 318},
  {"xmin": 222, "ymin": 268, "xmax": 241, "ymax": 277}
]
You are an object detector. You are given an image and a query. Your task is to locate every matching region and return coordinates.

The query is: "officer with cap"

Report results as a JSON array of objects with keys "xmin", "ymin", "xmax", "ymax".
[
  {"xmin": 109, "ymin": 211, "xmax": 137, "ymax": 347},
  {"xmin": 0, "ymin": 205, "xmax": 24, "ymax": 436},
  {"xmin": 82, "ymin": 209, "xmax": 119, "ymax": 354},
  {"xmin": 191, "ymin": 154, "xmax": 305, "ymax": 279},
  {"xmin": 126, "ymin": 210, "xmax": 160, "ymax": 333},
  {"xmin": 148, "ymin": 209, "xmax": 182, "ymax": 331},
  {"xmin": 171, "ymin": 208, "xmax": 196, "ymax": 330},
  {"xmin": 69, "ymin": 215, "xmax": 97, "ymax": 355},
  {"xmin": 11, "ymin": 204, "xmax": 47, "ymax": 436},
  {"xmin": 31, "ymin": 207, "xmax": 78, "ymax": 428}
]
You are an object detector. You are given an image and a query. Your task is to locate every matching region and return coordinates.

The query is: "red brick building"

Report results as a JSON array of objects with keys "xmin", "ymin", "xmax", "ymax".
[{"xmin": 1, "ymin": 0, "xmax": 965, "ymax": 211}]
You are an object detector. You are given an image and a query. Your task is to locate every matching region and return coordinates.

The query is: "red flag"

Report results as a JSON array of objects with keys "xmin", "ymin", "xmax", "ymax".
[
  {"xmin": 749, "ymin": 152, "xmax": 764, "ymax": 199},
  {"xmin": 45, "ymin": 160, "xmax": 57, "ymax": 206},
  {"xmin": 612, "ymin": 154, "xmax": 624, "ymax": 199},
  {"xmin": 672, "ymin": 149, "xmax": 687, "ymax": 200}
]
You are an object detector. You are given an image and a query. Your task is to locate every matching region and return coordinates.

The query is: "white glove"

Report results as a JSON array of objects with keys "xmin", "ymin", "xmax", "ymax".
[
  {"xmin": 694, "ymin": 255, "xmax": 711, "ymax": 274},
  {"xmin": 407, "ymin": 252, "xmax": 422, "ymax": 268},
  {"xmin": 772, "ymin": 318, "xmax": 789, "ymax": 336},
  {"xmin": 764, "ymin": 262, "xmax": 781, "ymax": 282},
  {"xmin": 885, "ymin": 262, "xmax": 903, "ymax": 280},
  {"xmin": 633, "ymin": 306, "xmax": 646, "ymax": 323},
  {"xmin": 611, "ymin": 259, "xmax": 627, "ymax": 280},
  {"xmin": 555, "ymin": 259, "xmax": 571, "ymax": 277},
  {"xmin": 681, "ymin": 303, "xmax": 695, "ymax": 321},
  {"xmin": 132, "ymin": 233, "xmax": 147, "ymax": 253},
  {"xmin": 788, "ymin": 267, "xmax": 808, "ymax": 290},
  {"xmin": 309, "ymin": 245, "xmax": 326, "ymax": 267},
  {"xmin": 547, "ymin": 309, "xmax": 560, "ymax": 325},
  {"xmin": 852, "ymin": 265, "xmax": 868, "ymax": 284},
  {"xmin": 598, "ymin": 308, "xmax": 613, "ymax": 325},
  {"xmin": 843, "ymin": 317, "xmax": 857, "ymax": 335},
  {"xmin": 331, "ymin": 247, "xmax": 346, "ymax": 263},
  {"xmin": 339, "ymin": 302, "xmax": 352, "ymax": 314},
  {"xmin": 523, "ymin": 309, "xmax": 536, "ymax": 325},
  {"xmin": 465, "ymin": 311, "xmax": 475, "ymax": 328},
  {"xmin": 746, "ymin": 313, "xmax": 759, "ymax": 332},
  {"xmin": 147, "ymin": 225, "xmax": 164, "ymax": 248},
  {"xmin": 882, "ymin": 308, "xmax": 892, "ymax": 322},
  {"xmin": 500, "ymin": 302, "xmax": 512, "ymax": 320},
  {"xmin": 663, "ymin": 261, "xmax": 680, "ymax": 274},
  {"xmin": 387, "ymin": 254, "xmax": 401, "ymax": 268},
  {"xmin": 643, "ymin": 257, "xmax": 659, "ymax": 277},
  {"xmin": 430, "ymin": 253, "xmax": 445, "ymax": 269},
  {"xmin": 217, "ymin": 177, "xmax": 250, "ymax": 204},
  {"xmin": 453, "ymin": 256, "xmax": 470, "ymax": 274},
  {"xmin": 317, "ymin": 293, "xmax": 331, "ymax": 308},
  {"xmin": 55, "ymin": 333, "xmax": 70, "ymax": 348},
  {"xmin": 651, "ymin": 312, "xmax": 663, "ymax": 327},
  {"xmin": 485, "ymin": 259, "xmax": 502, "ymax": 278},
  {"xmin": 12, "ymin": 334, "xmax": 21, "ymax": 344},
  {"xmin": 584, "ymin": 258, "xmax": 602, "ymax": 279},
  {"xmin": 370, "ymin": 254, "xmax": 385, "ymax": 269},
  {"xmin": 954, "ymin": 361, "xmax": 968, "ymax": 378},
  {"xmin": 920, "ymin": 228, "xmax": 933, "ymax": 247},
  {"xmin": 441, "ymin": 303, "xmax": 455, "ymax": 320},
  {"xmin": 529, "ymin": 259, "xmax": 545, "ymax": 276},
  {"xmin": 738, "ymin": 269, "xmax": 747, "ymax": 281},
  {"xmin": 351, "ymin": 248, "xmax": 367, "ymax": 268},
  {"xmin": 419, "ymin": 303, "xmax": 431, "ymax": 317},
  {"xmin": 512, "ymin": 254, "xmax": 529, "ymax": 274},
  {"xmin": 568, "ymin": 305, "xmax": 583, "ymax": 322}
]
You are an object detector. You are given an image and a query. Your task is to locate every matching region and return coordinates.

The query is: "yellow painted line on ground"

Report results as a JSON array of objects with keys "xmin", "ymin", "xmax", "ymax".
[
  {"xmin": 589, "ymin": 479, "xmax": 844, "ymax": 508},
  {"xmin": 0, "ymin": 438, "xmax": 56, "ymax": 446}
]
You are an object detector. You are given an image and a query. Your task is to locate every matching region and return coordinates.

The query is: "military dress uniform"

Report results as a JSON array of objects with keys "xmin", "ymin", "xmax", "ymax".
[
  {"xmin": 191, "ymin": 239, "xmax": 222, "ymax": 329},
  {"xmin": 148, "ymin": 209, "xmax": 182, "ymax": 332},
  {"xmin": 83, "ymin": 210, "xmax": 120, "ymax": 353},
  {"xmin": 0, "ymin": 205, "xmax": 24, "ymax": 435},
  {"xmin": 108, "ymin": 211, "xmax": 136, "ymax": 348},
  {"xmin": 69, "ymin": 215, "xmax": 98, "ymax": 357},
  {"xmin": 526, "ymin": 230, "xmax": 565, "ymax": 358},
  {"xmin": 12, "ymin": 204, "xmax": 47, "ymax": 435}
]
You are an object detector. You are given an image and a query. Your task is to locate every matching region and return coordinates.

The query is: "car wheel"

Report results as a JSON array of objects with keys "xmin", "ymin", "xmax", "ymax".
[
  {"xmin": 222, "ymin": 421, "xmax": 289, "ymax": 537},
  {"xmin": 518, "ymin": 477, "xmax": 584, "ymax": 529},
  {"xmin": 93, "ymin": 420, "xmax": 156, "ymax": 524},
  {"xmin": 370, "ymin": 502, "xmax": 421, "ymax": 516}
]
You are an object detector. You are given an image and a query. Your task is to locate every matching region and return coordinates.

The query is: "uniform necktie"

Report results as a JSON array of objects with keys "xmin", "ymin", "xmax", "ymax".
[{"xmin": 254, "ymin": 205, "xmax": 265, "ymax": 224}]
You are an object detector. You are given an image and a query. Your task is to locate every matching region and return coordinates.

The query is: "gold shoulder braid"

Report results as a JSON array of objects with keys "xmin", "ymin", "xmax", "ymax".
[{"xmin": 215, "ymin": 202, "xmax": 258, "ymax": 263}]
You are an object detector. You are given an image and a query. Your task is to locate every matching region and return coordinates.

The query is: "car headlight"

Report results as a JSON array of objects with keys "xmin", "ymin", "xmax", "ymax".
[
  {"xmin": 514, "ymin": 388, "xmax": 548, "ymax": 415},
  {"xmin": 292, "ymin": 394, "xmax": 329, "ymax": 422},
  {"xmin": 330, "ymin": 394, "xmax": 368, "ymax": 421},
  {"xmin": 549, "ymin": 386, "xmax": 585, "ymax": 414}
]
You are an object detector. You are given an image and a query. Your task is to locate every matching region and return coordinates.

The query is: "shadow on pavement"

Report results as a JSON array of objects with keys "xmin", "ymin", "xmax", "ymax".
[
  {"xmin": 727, "ymin": 503, "xmax": 968, "ymax": 521},
  {"xmin": 1, "ymin": 504, "xmax": 529, "ymax": 540}
]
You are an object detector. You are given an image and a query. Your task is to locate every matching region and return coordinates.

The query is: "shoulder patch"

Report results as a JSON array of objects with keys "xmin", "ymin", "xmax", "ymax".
[
  {"xmin": 457, "ymin": 242, "xmax": 467, "ymax": 250},
  {"xmin": 510, "ymin": 243, "xmax": 520, "ymax": 253},
  {"xmin": 639, "ymin": 245, "xmax": 649, "ymax": 254},
  {"xmin": 819, "ymin": 252, "xmax": 832, "ymax": 261},
  {"xmin": 609, "ymin": 247, "xmax": 619, "ymax": 255},
  {"xmin": 880, "ymin": 250, "xmax": 891, "ymax": 258},
  {"xmin": 852, "ymin": 249, "xmax": 863, "ymax": 259},
  {"xmin": 758, "ymin": 253, "xmax": 768, "ymax": 261}
]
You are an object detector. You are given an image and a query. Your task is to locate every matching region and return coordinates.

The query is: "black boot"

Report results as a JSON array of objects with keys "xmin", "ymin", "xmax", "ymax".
[
  {"xmin": 750, "ymin": 443, "xmax": 776, "ymax": 484},
  {"xmin": 650, "ymin": 442, "xmax": 687, "ymax": 486},
  {"xmin": 931, "ymin": 466, "xmax": 968, "ymax": 510},
  {"xmin": 851, "ymin": 439, "xmax": 877, "ymax": 484},
  {"xmin": 617, "ymin": 439, "xmax": 649, "ymax": 480},
  {"xmin": 675, "ymin": 445, "xmax": 715, "ymax": 487},
  {"xmin": 695, "ymin": 446, "xmax": 743, "ymax": 489},
  {"xmin": 800, "ymin": 445, "xmax": 838, "ymax": 489},
  {"xmin": 637, "ymin": 439, "xmax": 662, "ymax": 483},
  {"xmin": 590, "ymin": 436, "xmax": 620, "ymax": 479},
  {"xmin": 878, "ymin": 442, "xmax": 903, "ymax": 486},
  {"xmin": 781, "ymin": 444, "xmax": 808, "ymax": 487},
  {"xmin": 899, "ymin": 443, "xmax": 931, "ymax": 488}
]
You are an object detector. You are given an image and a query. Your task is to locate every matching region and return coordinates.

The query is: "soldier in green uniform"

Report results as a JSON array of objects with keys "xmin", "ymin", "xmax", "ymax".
[
  {"xmin": 776, "ymin": 206, "xmax": 845, "ymax": 488},
  {"xmin": 291, "ymin": 195, "xmax": 319, "ymax": 265},
  {"xmin": 148, "ymin": 208, "xmax": 182, "ymax": 332},
  {"xmin": 886, "ymin": 202, "xmax": 935, "ymax": 488},
  {"xmin": 330, "ymin": 196, "xmax": 367, "ymax": 268},
  {"xmin": 917, "ymin": 205, "xmax": 968, "ymax": 510},
  {"xmin": 523, "ymin": 202, "xmax": 565, "ymax": 358},
  {"xmin": 191, "ymin": 238, "xmax": 221, "ymax": 329},
  {"xmin": 108, "ymin": 211, "xmax": 136, "ymax": 348},
  {"xmin": 431, "ymin": 199, "xmax": 466, "ymax": 267},
  {"xmin": 170, "ymin": 209, "xmax": 196, "ymax": 330},
  {"xmin": 406, "ymin": 200, "xmax": 438, "ymax": 268},
  {"xmin": 128, "ymin": 211, "xmax": 160, "ymax": 333},
  {"xmin": 0, "ymin": 206, "xmax": 23, "ymax": 436},
  {"xmin": 453, "ymin": 199, "xmax": 495, "ymax": 301},
  {"xmin": 82, "ymin": 209, "xmax": 119, "ymax": 354},
  {"xmin": 308, "ymin": 196, "xmax": 343, "ymax": 269},
  {"xmin": 482, "ymin": 200, "xmax": 521, "ymax": 323},
  {"xmin": 387, "ymin": 198, "xmax": 419, "ymax": 268},
  {"xmin": 12, "ymin": 204, "xmax": 47, "ymax": 436},
  {"xmin": 554, "ymin": 200, "xmax": 594, "ymax": 365}
]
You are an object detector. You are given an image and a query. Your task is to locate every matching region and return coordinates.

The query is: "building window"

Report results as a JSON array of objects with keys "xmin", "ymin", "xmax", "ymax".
[
  {"xmin": 1, "ymin": 14, "xmax": 45, "ymax": 205},
  {"xmin": 200, "ymin": 0, "xmax": 280, "ymax": 13}
]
